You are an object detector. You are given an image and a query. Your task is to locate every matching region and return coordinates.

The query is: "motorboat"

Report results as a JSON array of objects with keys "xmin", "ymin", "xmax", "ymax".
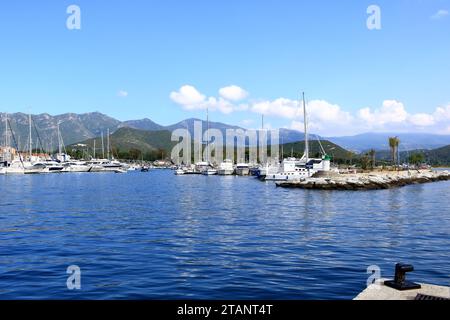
[
  {"xmin": 24, "ymin": 162, "xmax": 46, "ymax": 174},
  {"xmin": 61, "ymin": 161, "xmax": 92, "ymax": 173},
  {"xmin": 195, "ymin": 161, "xmax": 210, "ymax": 174},
  {"xmin": 175, "ymin": 168, "xmax": 186, "ymax": 175},
  {"xmin": 3, "ymin": 160, "xmax": 27, "ymax": 174},
  {"xmin": 88, "ymin": 159, "xmax": 126, "ymax": 172},
  {"xmin": 202, "ymin": 168, "xmax": 218, "ymax": 176},
  {"xmin": 235, "ymin": 163, "xmax": 250, "ymax": 176},
  {"xmin": 42, "ymin": 161, "xmax": 65, "ymax": 173},
  {"xmin": 218, "ymin": 159, "xmax": 234, "ymax": 175}
]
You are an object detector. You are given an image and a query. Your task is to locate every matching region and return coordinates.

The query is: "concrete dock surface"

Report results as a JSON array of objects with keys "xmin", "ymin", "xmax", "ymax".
[{"xmin": 355, "ymin": 279, "xmax": 450, "ymax": 300}]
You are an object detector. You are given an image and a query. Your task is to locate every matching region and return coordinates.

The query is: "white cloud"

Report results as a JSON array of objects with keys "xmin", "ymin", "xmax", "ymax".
[
  {"xmin": 170, "ymin": 85, "xmax": 249, "ymax": 114},
  {"xmin": 170, "ymin": 85, "xmax": 206, "ymax": 110},
  {"xmin": 409, "ymin": 113, "xmax": 435, "ymax": 127},
  {"xmin": 219, "ymin": 85, "xmax": 248, "ymax": 101},
  {"xmin": 357, "ymin": 100, "xmax": 408, "ymax": 126},
  {"xmin": 170, "ymin": 85, "xmax": 450, "ymax": 135},
  {"xmin": 117, "ymin": 90, "xmax": 128, "ymax": 97},
  {"xmin": 251, "ymin": 98, "xmax": 300, "ymax": 119},
  {"xmin": 434, "ymin": 105, "xmax": 450, "ymax": 120},
  {"xmin": 250, "ymin": 98, "xmax": 354, "ymax": 135},
  {"xmin": 431, "ymin": 9, "xmax": 449, "ymax": 20}
]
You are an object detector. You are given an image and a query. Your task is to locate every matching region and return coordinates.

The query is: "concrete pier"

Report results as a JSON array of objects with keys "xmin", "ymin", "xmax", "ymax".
[
  {"xmin": 276, "ymin": 170, "xmax": 450, "ymax": 191},
  {"xmin": 355, "ymin": 279, "xmax": 450, "ymax": 300}
]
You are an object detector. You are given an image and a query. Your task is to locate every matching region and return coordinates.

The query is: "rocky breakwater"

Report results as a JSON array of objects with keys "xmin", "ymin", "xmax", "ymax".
[{"xmin": 276, "ymin": 170, "xmax": 450, "ymax": 191}]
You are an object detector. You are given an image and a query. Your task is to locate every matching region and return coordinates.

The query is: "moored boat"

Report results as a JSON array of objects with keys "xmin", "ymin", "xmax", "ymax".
[
  {"xmin": 202, "ymin": 168, "xmax": 218, "ymax": 176},
  {"xmin": 175, "ymin": 168, "xmax": 186, "ymax": 175},
  {"xmin": 218, "ymin": 159, "xmax": 234, "ymax": 175},
  {"xmin": 235, "ymin": 163, "xmax": 250, "ymax": 176},
  {"xmin": 61, "ymin": 161, "xmax": 92, "ymax": 173}
]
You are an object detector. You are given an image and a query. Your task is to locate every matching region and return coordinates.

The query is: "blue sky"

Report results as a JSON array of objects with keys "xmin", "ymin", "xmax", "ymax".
[{"xmin": 0, "ymin": 0, "xmax": 449, "ymax": 136}]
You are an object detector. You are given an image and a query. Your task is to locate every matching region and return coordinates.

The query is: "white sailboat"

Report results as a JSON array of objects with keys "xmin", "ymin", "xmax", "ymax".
[
  {"xmin": 3, "ymin": 113, "xmax": 26, "ymax": 174},
  {"xmin": 201, "ymin": 107, "xmax": 217, "ymax": 176},
  {"xmin": 89, "ymin": 131, "xmax": 127, "ymax": 173},
  {"xmin": 264, "ymin": 92, "xmax": 331, "ymax": 181}
]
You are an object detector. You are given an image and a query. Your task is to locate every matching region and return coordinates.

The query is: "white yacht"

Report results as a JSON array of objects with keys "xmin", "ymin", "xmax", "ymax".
[
  {"xmin": 195, "ymin": 161, "xmax": 210, "ymax": 174},
  {"xmin": 0, "ymin": 166, "xmax": 6, "ymax": 175},
  {"xmin": 4, "ymin": 159, "xmax": 27, "ymax": 174},
  {"xmin": 42, "ymin": 161, "xmax": 65, "ymax": 173},
  {"xmin": 218, "ymin": 159, "xmax": 234, "ymax": 175},
  {"xmin": 61, "ymin": 161, "xmax": 92, "ymax": 173},
  {"xmin": 88, "ymin": 159, "xmax": 126, "ymax": 172},
  {"xmin": 24, "ymin": 162, "xmax": 46, "ymax": 174},
  {"xmin": 235, "ymin": 163, "xmax": 250, "ymax": 176},
  {"xmin": 202, "ymin": 168, "xmax": 218, "ymax": 176}
]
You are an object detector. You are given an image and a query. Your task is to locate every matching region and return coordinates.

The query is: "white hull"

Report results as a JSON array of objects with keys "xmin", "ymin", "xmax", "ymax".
[
  {"xmin": 24, "ymin": 168, "xmax": 44, "ymax": 174},
  {"xmin": 62, "ymin": 166, "xmax": 92, "ymax": 173},
  {"xmin": 42, "ymin": 167, "xmax": 64, "ymax": 173},
  {"xmin": 202, "ymin": 169, "xmax": 218, "ymax": 176},
  {"xmin": 4, "ymin": 167, "xmax": 25, "ymax": 174},
  {"xmin": 90, "ymin": 165, "xmax": 106, "ymax": 172},
  {"xmin": 175, "ymin": 169, "xmax": 185, "ymax": 175},
  {"xmin": 218, "ymin": 169, "xmax": 234, "ymax": 175},
  {"xmin": 265, "ymin": 169, "xmax": 317, "ymax": 181},
  {"xmin": 236, "ymin": 168, "xmax": 250, "ymax": 176}
]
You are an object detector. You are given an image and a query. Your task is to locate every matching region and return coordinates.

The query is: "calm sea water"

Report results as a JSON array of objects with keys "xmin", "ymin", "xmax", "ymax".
[{"xmin": 0, "ymin": 170, "xmax": 449, "ymax": 300}]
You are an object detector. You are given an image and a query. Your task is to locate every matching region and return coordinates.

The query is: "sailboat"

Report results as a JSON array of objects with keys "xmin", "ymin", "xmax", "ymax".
[
  {"xmin": 201, "ymin": 107, "xmax": 217, "ymax": 175},
  {"xmin": 264, "ymin": 92, "xmax": 331, "ymax": 181},
  {"xmin": 256, "ymin": 114, "xmax": 280, "ymax": 179},
  {"xmin": 3, "ymin": 113, "xmax": 27, "ymax": 174}
]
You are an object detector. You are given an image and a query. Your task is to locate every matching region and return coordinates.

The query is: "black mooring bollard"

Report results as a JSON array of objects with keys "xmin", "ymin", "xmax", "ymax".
[{"xmin": 384, "ymin": 263, "xmax": 422, "ymax": 291}]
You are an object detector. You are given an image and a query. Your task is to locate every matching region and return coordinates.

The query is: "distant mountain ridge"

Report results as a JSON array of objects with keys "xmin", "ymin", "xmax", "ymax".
[
  {"xmin": 1, "ymin": 112, "xmax": 449, "ymax": 152},
  {"xmin": 326, "ymin": 132, "xmax": 450, "ymax": 152}
]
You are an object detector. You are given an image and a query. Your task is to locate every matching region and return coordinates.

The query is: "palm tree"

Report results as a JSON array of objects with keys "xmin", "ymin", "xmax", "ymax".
[{"xmin": 388, "ymin": 137, "xmax": 400, "ymax": 168}]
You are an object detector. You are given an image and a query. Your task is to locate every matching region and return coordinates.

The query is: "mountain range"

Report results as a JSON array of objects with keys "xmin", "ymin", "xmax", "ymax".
[{"xmin": 1, "ymin": 112, "xmax": 449, "ymax": 152}]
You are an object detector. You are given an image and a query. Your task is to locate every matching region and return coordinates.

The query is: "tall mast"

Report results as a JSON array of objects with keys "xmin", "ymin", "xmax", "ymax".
[
  {"xmin": 93, "ymin": 139, "xmax": 96, "ymax": 159},
  {"xmin": 29, "ymin": 113, "xmax": 32, "ymax": 159},
  {"xmin": 4, "ymin": 113, "xmax": 8, "ymax": 148},
  {"xmin": 101, "ymin": 132, "xmax": 105, "ymax": 159},
  {"xmin": 107, "ymin": 128, "xmax": 110, "ymax": 160},
  {"xmin": 206, "ymin": 107, "xmax": 209, "ymax": 163},
  {"xmin": 302, "ymin": 92, "xmax": 309, "ymax": 162},
  {"xmin": 57, "ymin": 122, "xmax": 62, "ymax": 154},
  {"xmin": 262, "ymin": 114, "xmax": 264, "ymax": 130}
]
